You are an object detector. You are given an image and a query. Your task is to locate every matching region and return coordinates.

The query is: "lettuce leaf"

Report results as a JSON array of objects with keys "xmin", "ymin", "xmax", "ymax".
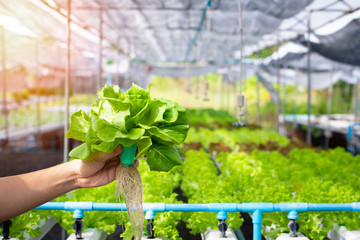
[{"xmin": 66, "ymin": 83, "xmax": 189, "ymax": 172}]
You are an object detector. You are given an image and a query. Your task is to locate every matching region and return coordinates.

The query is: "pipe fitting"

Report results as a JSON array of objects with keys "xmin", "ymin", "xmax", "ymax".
[
  {"xmin": 73, "ymin": 209, "xmax": 84, "ymax": 219},
  {"xmin": 217, "ymin": 211, "xmax": 228, "ymax": 220},
  {"xmin": 145, "ymin": 210, "xmax": 156, "ymax": 220},
  {"xmin": 278, "ymin": 203, "xmax": 308, "ymax": 212},
  {"xmin": 241, "ymin": 202, "xmax": 273, "ymax": 212},
  {"xmin": 287, "ymin": 210, "xmax": 299, "ymax": 220},
  {"xmin": 209, "ymin": 203, "xmax": 237, "ymax": 213},
  {"xmin": 352, "ymin": 202, "xmax": 360, "ymax": 211},
  {"xmin": 65, "ymin": 201, "xmax": 93, "ymax": 211}
]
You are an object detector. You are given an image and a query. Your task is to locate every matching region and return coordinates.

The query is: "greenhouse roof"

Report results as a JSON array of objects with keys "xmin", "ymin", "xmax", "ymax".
[
  {"xmin": 259, "ymin": 42, "xmax": 358, "ymax": 90},
  {"xmin": 1, "ymin": 0, "xmax": 360, "ymax": 72}
]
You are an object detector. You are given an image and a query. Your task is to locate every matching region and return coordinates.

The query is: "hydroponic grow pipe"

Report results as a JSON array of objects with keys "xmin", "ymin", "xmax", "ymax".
[{"xmin": 35, "ymin": 202, "xmax": 360, "ymax": 240}]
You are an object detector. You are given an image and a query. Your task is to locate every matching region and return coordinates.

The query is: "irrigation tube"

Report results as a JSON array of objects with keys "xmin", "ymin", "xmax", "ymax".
[{"xmin": 35, "ymin": 202, "xmax": 360, "ymax": 240}]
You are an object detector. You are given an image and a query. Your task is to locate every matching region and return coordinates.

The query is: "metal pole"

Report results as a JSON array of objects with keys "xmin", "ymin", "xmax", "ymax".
[
  {"xmin": 215, "ymin": 72, "xmax": 222, "ymax": 110},
  {"xmin": 226, "ymin": 68, "xmax": 231, "ymax": 112},
  {"xmin": 256, "ymin": 51, "xmax": 261, "ymax": 127},
  {"xmin": 97, "ymin": 8, "xmax": 103, "ymax": 91},
  {"xmin": 116, "ymin": 38, "xmax": 120, "ymax": 86},
  {"xmin": 354, "ymin": 75, "xmax": 359, "ymax": 120},
  {"xmin": 186, "ymin": 63, "xmax": 191, "ymax": 109},
  {"xmin": 276, "ymin": 31, "xmax": 281, "ymax": 133},
  {"xmin": 35, "ymin": 38, "xmax": 41, "ymax": 148},
  {"xmin": 282, "ymin": 65, "xmax": 287, "ymax": 135},
  {"xmin": 198, "ymin": 75, "xmax": 204, "ymax": 108},
  {"xmin": 306, "ymin": 11, "xmax": 312, "ymax": 144},
  {"xmin": 63, "ymin": 0, "xmax": 71, "ymax": 163},
  {"xmin": 256, "ymin": 75, "xmax": 261, "ymax": 126},
  {"xmin": 1, "ymin": 26, "xmax": 8, "ymax": 146},
  {"xmin": 325, "ymin": 74, "xmax": 334, "ymax": 149},
  {"xmin": 293, "ymin": 69, "xmax": 299, "ymax": 130},
  {"xmin": 221, "ymin": 74, "xmax": 225, "ymax": 110}
]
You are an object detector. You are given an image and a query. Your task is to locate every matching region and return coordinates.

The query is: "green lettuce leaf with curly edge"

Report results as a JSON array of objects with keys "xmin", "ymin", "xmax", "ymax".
[{"xmin": 66, "ymin": 83, "xmax": 189, "ymax": 172}]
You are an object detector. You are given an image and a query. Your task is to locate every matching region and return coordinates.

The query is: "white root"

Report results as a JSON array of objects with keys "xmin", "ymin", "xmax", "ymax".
[{"xmin": 116, "ymin": 164, "xmax": 144, "ymax": 240}]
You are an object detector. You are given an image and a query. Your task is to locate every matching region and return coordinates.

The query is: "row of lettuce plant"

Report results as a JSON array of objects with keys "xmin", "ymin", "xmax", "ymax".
[
  {"xmin": 185, "ymin": 127, "xmax": 290, "ymax": 150},
  {"xmin": 180, "ymin": 150, "xmax": 243, "ymax": 235},
  {"xmin": 215, "ymin": 148, "xmax": 360, "ymax": 239}
]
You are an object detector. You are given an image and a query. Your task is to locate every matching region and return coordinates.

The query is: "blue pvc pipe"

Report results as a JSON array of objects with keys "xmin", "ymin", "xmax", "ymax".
[
  {"xmin": 36, "ymin": 202, "xmax": 360, "ymax": 213},
  {"xmin": 35, "ymin": 202, "xmax": 360, "ymax": 240},
  {"xmin": 308, "ymin": 203, "xmax": 353, "ymax": 211},
  {"xmin": 252, "ymin": 210, "xmax": 262, "ymax": 240},
  {"xmin": 165, "ymin": 204, "xmax": 209, "ymax": 212}
]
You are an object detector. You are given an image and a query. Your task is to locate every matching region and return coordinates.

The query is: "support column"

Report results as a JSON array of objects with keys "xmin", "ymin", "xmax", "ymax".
[
  {"xmin": 215, "ymin": 72, "xmax": 222, "ymax": 110},
  {"xmin": 63, "ymin": 0, "xmax": 71, "ymax": 163},
  {"xmin": 97, "ymin": 8, "xmax": 103, "ymax": 91},
  {"xmin": 354, "ymin": 75, "xmax": 359, "ymax": 120},
  {"xmin": 35, "ymin": 38, "xmax": 41, "ymax": 147},
  {"xmin": 276, "ymin": 31, "xmax": 281, "ymax": 133},
  {"xmin": 293, "ymin": 69, "xmax": 299, "ymax": 130},
  {"xmin": 1, "ymin": 27, "xmax": 8, "ymax": 147},
  {"xmin": 325, "ymin": 71, "xmax": 334, "ymax": 149},
  {"xmin": 256, "ymin": 75, "xmax": 261, "ymax": 127},
  {"xmin": 306, "ymin": 11, "xmax": 312, "ymax": 144}
]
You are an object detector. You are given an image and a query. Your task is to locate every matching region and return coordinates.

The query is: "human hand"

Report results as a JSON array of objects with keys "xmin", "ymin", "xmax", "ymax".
[{"xmin": 72, "ymin": 146, "xmax": 139, "ymax": 189}]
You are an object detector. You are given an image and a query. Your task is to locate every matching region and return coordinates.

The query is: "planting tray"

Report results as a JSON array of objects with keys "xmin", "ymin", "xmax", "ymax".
[
  {"xmin": 25, "ymin": 216, "xmax": 57, "ymax": 240},
  {"xmin": 202, "ymin": 228, "xmax": 238, "ymax": 240},
  {"xmin": 328, "ymin": 225, "xmax": 360, "ymax": 240},
  {"xmin": 276, "ymin": 233, "xmax": 309, "ymax": 240},
  {"xmin": 67, "ymin": 228, "xmax": 107, "ymax": 240}
]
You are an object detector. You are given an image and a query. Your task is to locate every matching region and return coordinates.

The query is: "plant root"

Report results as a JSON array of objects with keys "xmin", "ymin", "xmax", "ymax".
[{"xmin": 116, "ymin": 164, "xmax": 144, "ymax": 240}]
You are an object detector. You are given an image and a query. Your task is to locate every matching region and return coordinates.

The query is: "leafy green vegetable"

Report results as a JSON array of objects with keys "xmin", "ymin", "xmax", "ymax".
[{"xmin": 66, "ymin": 84, "xmax": 189, "ymax": 172}]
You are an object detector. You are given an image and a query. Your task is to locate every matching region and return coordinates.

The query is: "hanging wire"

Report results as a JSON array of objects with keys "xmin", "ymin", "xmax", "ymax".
[
  {"xmin": 203, "ymin": 2, "xmax": 211, "ymax": 102},
  {"xmin": 234, "ymin": 0, "xmax": 246, "ymax": 127}
]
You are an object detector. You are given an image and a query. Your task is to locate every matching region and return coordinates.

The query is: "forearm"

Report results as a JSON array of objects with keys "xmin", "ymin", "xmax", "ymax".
[{"xmin": 0, "ymin": 160, "xmax": 80, "ymax": 222}]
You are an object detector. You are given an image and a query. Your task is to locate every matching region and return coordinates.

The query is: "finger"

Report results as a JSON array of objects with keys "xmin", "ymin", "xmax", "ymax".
[{"xmin": 90, "ymin": 146, "xmax": 123, "ymax": 162}]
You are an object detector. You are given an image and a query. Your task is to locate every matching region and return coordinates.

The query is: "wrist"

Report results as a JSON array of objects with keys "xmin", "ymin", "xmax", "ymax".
[{"xmin": 64, "ymin": 159, "xmax": 82, "ymax": 190}]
